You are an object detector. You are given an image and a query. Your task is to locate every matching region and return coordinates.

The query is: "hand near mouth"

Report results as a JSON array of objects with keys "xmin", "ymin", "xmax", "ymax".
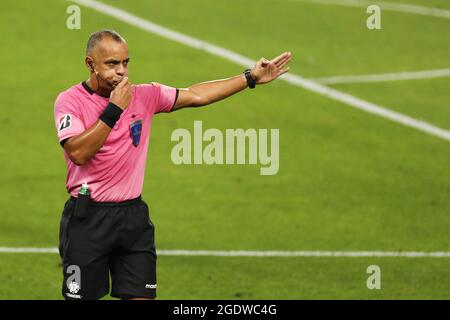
[{"xmin": 109, "ymin": 77, "xmax": 132, "ymax": 110}]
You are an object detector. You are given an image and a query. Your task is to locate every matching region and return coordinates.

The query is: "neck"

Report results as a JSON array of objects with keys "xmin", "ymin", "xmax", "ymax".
[{"xmin": 86, "ymin": 77, "xmax": 112, "ymax": 97}]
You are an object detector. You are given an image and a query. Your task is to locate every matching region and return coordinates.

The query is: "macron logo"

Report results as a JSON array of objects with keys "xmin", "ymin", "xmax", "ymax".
[{"xmin": 145, "ymin": 284, "xmax": 157, "ymax": 289}]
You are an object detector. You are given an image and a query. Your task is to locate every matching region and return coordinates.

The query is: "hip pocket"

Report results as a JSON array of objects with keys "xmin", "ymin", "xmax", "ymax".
[
  {"xmin": 58, "ymin": 200, "xmax": 74, "ymax": 258},
  {"xmin": 140, "ymin": 201, "xmax": 154, "ymax": 228}
]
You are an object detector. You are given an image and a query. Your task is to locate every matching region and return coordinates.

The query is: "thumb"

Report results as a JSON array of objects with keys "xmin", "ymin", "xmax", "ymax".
[{"xmin": 260, "ymin": 58, "xmax": 270, "ymax": 67}]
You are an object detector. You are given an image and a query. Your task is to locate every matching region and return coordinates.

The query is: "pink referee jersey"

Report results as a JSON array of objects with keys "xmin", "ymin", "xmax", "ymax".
[{"xmin": 53, "ymin": 81, "xmax": 178, "ymax": 202}]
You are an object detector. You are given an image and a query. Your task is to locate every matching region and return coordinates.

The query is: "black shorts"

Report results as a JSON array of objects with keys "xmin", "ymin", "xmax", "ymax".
[{"xmin": 58, "ymin": 196, "xmax": 157, "ymax": 300}]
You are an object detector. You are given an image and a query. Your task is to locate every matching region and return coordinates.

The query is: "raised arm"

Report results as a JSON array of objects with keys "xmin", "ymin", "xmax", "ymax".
[{"xmin": 172, "ymin": 52, "xmax": 291, "ymax": 110}]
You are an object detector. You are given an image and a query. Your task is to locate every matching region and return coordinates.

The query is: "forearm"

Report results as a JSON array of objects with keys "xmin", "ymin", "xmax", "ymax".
[
  {"xmin": 181, "ymin": 73, "xmax": 248, "ymax": 108},
  {"xmin": 64, "ymin": 102, "xmax": 124, "ymax": 165},
  {"xmin": 64, "ymin": 120, "xmax": 112, "ymax": 166}
]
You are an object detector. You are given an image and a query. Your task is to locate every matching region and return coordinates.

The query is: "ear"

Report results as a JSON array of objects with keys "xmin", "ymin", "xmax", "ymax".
[{"xmin": 85, "ymin": 56, "xmax": 94, "ymax": 73}]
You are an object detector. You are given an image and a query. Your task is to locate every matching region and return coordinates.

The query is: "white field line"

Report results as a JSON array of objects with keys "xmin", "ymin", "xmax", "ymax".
[
  {"xmin": 292, "ymin": 0, "xmax": 450, "ymax": 19},
  {"xmin": 0, "ymin": 247, "xmax": 449, "ymax": 257},
  {"xmin": 71, "ymin": 0, "xmax": 450, "ymax": 142},
  {"xmin": 313, "ymin": 68, "xmax": 450, "ymax": 84},
  {"xmin": 157, "ymin": 250, "xmax": 450, "ymax": 258}
]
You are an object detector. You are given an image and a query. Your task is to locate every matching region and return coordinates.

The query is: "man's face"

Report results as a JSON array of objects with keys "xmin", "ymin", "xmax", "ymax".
[{"xmin": 86, "ymin": 37, "xmax": 130, "ymax": 90}]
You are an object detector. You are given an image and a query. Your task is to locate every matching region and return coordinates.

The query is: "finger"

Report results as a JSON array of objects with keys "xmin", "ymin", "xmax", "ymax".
[
  {"xmin": 275, "ymin": 54, "xmax": 292, "ymax": 68},
  {"xmin": 271, "ymin": 52, "xmax": 288, "ymax": 64},
  {"xmin": 116, "ymin": 76, "xmax": 129, "ymax": 88},
  {"xmin": 271, "ymin": 52, "xmax": 291, "ymax": 65},
  {"xmin": 274, "ymin": 53, "xmax": 292, "ymax": 68},
  {"xmin": 276, "ymin": 67, "xmax": 290, "ymax": 77},
  {"xmin": 259, "ymin": 57, "xmax": 270, "ymax": 67}
]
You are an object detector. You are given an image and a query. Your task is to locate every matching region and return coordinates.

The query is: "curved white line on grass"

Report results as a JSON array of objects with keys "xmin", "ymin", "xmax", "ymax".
[
  {"xmin": 292, "ymin": 0, "xmax": 450, "ymax": 19},
  {"xmin": 71, "ymin": 0, "xmax": 450, "ymax": 142},
  {"xmin": 0, "ymin": 247, "xmax": 449, "ymax": 257},
  {"xmin": 313, "ymin": 68, "xmax": 450, "ymax": 84},
  {"xmin": 281, "ymin": 73, "xmax": 450, "ymax": 141}
]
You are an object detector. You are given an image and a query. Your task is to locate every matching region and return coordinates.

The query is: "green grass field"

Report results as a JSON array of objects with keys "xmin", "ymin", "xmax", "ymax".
[{"xmin": 0, "ymin": 0, "xmax": 449, "ymax": 299}]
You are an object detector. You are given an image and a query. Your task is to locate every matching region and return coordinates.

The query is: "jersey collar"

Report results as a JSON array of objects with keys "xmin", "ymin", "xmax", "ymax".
[{"xmin": 81, "ymin": 81, "xmax": 110, "ymax": 98}]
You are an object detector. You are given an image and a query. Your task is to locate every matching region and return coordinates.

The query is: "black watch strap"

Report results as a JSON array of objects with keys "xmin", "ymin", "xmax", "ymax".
[{"xmin": 244, "ymin": 69, "xmax": 256, "ymax": 89}]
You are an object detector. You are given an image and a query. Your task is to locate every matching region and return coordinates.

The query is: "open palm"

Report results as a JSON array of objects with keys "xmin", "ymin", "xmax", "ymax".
[{"xmin": 251, "ymin": 52, "xmax": 292, "ymax": 84}]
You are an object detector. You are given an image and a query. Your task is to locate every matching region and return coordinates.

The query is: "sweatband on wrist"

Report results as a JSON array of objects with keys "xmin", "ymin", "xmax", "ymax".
[{"xmin": 99, "ymin": 102, "xmax": 123, "ymax": 128}]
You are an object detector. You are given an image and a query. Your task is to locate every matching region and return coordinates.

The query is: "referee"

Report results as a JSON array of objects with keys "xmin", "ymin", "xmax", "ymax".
[{"xmin": 54, "ymin": 29, "xmax": 291, "ymax": 300}]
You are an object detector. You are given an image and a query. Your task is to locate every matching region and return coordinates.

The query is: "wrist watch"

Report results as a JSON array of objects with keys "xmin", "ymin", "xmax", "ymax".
[{"xmin": 244, "ymin": 69, "xmax": 256, "ymax": 89}]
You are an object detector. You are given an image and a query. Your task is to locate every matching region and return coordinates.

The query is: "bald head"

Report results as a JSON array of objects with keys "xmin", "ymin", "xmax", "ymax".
[
  {"xmin": 86, "ymin": 29, "xmax": 126, "ymax": 56},
  {"xmin": 84, "ymin": 29, "xmax": 130, "ymax": 94}
]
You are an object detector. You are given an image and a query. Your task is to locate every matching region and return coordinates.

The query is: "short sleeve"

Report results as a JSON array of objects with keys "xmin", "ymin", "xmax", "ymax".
[
  {"xmin": 153, "ymin": 82, "xmax": 179, "ymax": 114},
  {"xmin": 54, "ymin": 93, "xmax": 85, "ymax": 146}
]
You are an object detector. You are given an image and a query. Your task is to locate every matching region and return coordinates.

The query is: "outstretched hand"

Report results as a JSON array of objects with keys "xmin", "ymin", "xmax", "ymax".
[{"xmin": 251, "ymin": 52, "xmax": 292, "ymax": 84}]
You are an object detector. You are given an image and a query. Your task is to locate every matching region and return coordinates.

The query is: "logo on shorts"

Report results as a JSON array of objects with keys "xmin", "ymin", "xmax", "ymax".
[
  {"xmin": 145, "ymin": 284, "xmax": 157, "ymax": 289},
  {"xmin": 59, "ymin": 114, "xmax": 72, "ymax": 131}
]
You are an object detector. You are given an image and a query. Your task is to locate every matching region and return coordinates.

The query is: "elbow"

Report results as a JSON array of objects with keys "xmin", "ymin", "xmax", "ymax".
[
  {"xmin": 63, "ymin": 137, "xmax": 90, "ymax": 166},
  {"xmin": 194, "ymin": 95, "xmax": 210, "ymax": 107},
  {"xmin": 187, "ymin": 89, "xmax": 210, "ymax": 107},
  {"xmin": 73, "ymin": 159, "xmax": 87, "ymax": 166},
  {"xmin": 68, "ymin": 150, "xmax": 88, "ymax": 166}
]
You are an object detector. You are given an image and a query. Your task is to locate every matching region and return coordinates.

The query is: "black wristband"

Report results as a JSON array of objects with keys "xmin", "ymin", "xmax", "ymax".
[
  {"xmin": 244, "ymin": 69, "xmax": 256, "ymax": 89},
  {"xmin": 99, "ymin": 102, "xmax": 123, "ymax": 128}
]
